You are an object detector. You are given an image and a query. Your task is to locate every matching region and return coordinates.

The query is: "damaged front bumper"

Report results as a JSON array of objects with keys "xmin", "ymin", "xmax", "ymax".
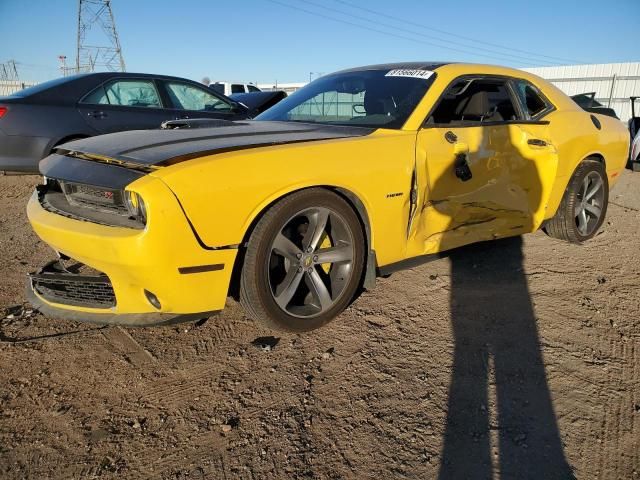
[
  {"xmin": 26, "ymin": 175, "xmax": 238, "ymax": 326},
  {"xmin": 26, "ymin": 259, "xmax": 216, "ymax": 326}
]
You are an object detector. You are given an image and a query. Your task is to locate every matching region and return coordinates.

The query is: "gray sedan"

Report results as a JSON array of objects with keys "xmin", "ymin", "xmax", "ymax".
[{"xmin": 0, "ymin": 72, "xmax": 250, "ymax": 173}]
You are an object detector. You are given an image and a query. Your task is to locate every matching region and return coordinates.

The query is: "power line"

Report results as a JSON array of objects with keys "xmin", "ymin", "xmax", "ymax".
[
  {"xmin": 300, "ymin": 0, "xmax": 563, "ymax": 66},
  {"xmin": 267, "ymin": 0, "xmax": 547, "ymax": 66},
  {"xmin": 333, "ymin": 0, "xmax": 585, "ymax": 65},
  {"xmin": 12, "ymin": 62, "xmax": 59, "ymax": 72}
]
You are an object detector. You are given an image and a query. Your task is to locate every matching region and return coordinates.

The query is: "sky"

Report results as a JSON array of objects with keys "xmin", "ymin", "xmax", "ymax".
[{"xmin": 1, "ymin": 0, "xmax": 639, "ymax": 85}]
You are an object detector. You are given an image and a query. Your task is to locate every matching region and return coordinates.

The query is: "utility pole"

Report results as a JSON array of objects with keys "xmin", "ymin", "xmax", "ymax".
[{"xmin": 76, "ymin": 0, "xmax": 126, "ymax": 73}]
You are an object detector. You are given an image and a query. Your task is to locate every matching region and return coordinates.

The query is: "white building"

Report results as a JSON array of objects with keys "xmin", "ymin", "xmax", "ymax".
[
  {"xmin": 523, "ymin": 62, "xmax": 640, "ymax": 122},
  {"xmin": 258, "ymin": 82, "xmax": 306, "ymax": 94}
]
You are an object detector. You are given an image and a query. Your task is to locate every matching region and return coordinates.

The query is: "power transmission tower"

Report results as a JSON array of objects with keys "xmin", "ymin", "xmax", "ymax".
[
  {"xmin": 76, "ymin": 0, "xmax": 126, "ymax": 73},
  {"xmin": 0, "ymin": 60, "xmax": 20, "ymax": 81}
]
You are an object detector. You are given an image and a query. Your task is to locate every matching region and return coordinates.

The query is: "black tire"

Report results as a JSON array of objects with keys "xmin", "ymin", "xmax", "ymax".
[
  {"xmin": 544, "ymin": 158, "xmax": 609, "ymax": 243},
  {"xmin": 240, "ymin": 188, "xmax": 365, "ymax": 332}
]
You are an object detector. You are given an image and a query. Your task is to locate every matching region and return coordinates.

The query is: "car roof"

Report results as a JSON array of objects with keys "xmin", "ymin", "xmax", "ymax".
[
  {"xmin": 333, "ymin": 62, "xmax": 450, "ymax": 74},
  {"xmin": 77, "ymin": 71, "xmax": 201, "ymax": 82},
  {"xmin": 7, "ymin": 71, "xmax": 211, "ymax": 104}
]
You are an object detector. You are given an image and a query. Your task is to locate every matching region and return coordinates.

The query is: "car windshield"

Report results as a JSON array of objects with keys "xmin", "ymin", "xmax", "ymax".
[{"xmin": 256, "ymin": 69, "xmax": 436, "ymax": 129}]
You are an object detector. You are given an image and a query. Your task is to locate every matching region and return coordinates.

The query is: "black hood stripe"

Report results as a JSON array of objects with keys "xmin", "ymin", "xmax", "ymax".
[{"xmin": 55, "ymin": 121, "xmax": 375, "ymax": 167}]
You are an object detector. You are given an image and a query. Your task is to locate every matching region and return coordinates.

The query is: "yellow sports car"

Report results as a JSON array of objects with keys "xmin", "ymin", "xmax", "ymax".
[{"xmin": 26, "ymin": 62, "xmax": 630, "ymax": 331}]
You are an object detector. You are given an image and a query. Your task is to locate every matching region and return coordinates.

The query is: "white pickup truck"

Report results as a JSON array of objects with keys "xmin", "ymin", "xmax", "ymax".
[{"xmin": 209, "ymin": 82, "xmax": 261, "ymax": 96}]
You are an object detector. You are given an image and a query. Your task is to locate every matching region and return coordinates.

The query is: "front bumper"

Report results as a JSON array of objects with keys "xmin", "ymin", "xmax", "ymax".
[
  {"xmin": 26, "ymin": 175, "xmax": 238, "ymax": 325},
  {"xmin": 27, "ymin": 276, "xmax": 217, "ymax": 326}
]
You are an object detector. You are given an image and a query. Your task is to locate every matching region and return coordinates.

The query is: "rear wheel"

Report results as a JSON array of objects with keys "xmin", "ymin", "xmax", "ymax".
[
  {"xmin": 544, "ymin": 158, "xmax": 608, "ymax": 243},
  {"xmin": 240, "ymin": 189, "xmax": 365, "ymax": 332}
]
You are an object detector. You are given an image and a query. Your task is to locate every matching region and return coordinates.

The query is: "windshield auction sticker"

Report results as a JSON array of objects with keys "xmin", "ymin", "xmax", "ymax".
[{"xmin": 385, "ymin": 69, "xmax": 434, "ymax": 80}]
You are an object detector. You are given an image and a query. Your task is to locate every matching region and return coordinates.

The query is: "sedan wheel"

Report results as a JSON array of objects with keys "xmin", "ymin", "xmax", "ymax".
[{"xmin": 240, "ymin": 189, "xmax": 365, "ymax": 331}]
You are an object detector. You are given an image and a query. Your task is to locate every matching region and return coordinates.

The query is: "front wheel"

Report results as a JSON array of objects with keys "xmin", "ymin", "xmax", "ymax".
[
  {"xmin": 544, "ymin": 158, "xmax": 609, "ymax": 243},
  {"xmin": 240, "ymin": 189, "xmax": 365, "ymax": 332}
]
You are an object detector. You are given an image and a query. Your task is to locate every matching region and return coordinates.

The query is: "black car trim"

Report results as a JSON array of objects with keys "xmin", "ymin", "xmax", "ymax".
[
  {"xmin": 377, "ymin": 252, "xmax": 450, "ymax": 277},
  {"xmin": 178, "ymin": 264, "xmax": 225, "ymax": 274},
  {"xmin": 39, "ymin": 154, "xmax": 145, "ymax": 189},
  {"xmin": 29, "ymin": 259, "xmax": 116, "ymax": 309},
  {"xmin": 424, "ymin": 119, "xmax": 551, "ymax": 129}
]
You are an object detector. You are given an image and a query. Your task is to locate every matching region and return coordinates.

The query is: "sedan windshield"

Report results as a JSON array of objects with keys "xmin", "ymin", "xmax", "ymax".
[{"xmin": 256, "ymin": 69, "xmax": 436, "ymax": 129}]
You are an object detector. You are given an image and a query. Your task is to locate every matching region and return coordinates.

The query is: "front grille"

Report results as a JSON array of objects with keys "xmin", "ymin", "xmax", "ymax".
[
  {"xmin": 61, "ymin": 182, "xmax": 129, "ymax": 216},
  {"xmin": 30, "ymin": 261, "xmax": 116, "ymax": 308},
  {"xmin": 37, "ymin": 182, "xmax": 144, "ymax": 229}
]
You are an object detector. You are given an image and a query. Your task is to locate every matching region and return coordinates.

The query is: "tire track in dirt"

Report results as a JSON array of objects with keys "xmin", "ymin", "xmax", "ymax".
[
  {"xmin": 101, "ymin": 327, "xmax": 156, "ymax": 367},
  {"xmin": 591, "ymin": 333, "xmax": 638, "ymax": 479},
  {"xmin": 141, "ymin": 317, "xmax": 255, "ymax": 405}
]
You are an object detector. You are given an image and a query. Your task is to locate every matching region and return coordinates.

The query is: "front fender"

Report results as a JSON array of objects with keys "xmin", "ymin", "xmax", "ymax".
[{"xmin": 151, "ymin": 131, "xmax": 417, "ymax": 266}]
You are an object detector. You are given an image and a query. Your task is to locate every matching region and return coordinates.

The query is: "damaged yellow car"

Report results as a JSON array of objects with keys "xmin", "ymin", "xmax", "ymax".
[{"xmin": 27, "ymin": 62, "xmax": 630, "ymax": 331}]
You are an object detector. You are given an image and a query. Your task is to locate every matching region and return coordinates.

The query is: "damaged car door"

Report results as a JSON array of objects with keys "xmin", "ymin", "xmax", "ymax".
[{"xmin": 413, "ymin": 76, "xmax": 555, "ymax": 254}]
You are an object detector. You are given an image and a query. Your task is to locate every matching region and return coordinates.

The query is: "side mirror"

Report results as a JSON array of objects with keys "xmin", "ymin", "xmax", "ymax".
[{"xmin": 452, "ymin": 141, "xmax": 472, "ymax": 182}]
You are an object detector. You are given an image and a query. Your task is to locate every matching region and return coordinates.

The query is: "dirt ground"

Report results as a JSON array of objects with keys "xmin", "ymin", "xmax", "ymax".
[{"xmin": 0, "ymin": 172, "xmax": 638, "ymax": 480}]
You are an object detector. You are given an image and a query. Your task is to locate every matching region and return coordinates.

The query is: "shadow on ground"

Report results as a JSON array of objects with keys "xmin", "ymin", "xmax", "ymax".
[{"xmin": 439, "ymin": 236, "xmax": 575, "ymax": 479}]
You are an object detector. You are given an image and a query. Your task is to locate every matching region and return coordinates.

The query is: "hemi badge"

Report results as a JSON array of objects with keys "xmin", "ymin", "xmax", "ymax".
[{"xmin": 178, "ymin": 264, "xmax": 224, "ymax": 274}]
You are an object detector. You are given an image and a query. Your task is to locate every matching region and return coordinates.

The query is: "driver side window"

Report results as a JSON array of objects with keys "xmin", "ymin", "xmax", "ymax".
[{"xmin": 428, "ymin": 78, "xmax": 519, "ymax": 125}]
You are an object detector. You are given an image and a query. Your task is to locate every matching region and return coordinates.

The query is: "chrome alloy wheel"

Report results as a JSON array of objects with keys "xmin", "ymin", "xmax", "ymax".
[
  {"xmin": 267, "ymin": 207, "xmax": 355, "ymax": 318},
  {"xmin": 575, "ymin": 171, "xmax": 605, "ymax": 236}
]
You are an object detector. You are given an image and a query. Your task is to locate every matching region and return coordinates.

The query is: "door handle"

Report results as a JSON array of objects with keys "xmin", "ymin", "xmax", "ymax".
[
  {"xmin": 527, "ymin": 138, "xmax": 548, "ymax": 147},
  {"xmin": 87, "ymin": 110, "xmax": 107, "ymax": 119},
  {"xmin": 444, "ymin": 131, "xmax": 458, "ymax": 144}
]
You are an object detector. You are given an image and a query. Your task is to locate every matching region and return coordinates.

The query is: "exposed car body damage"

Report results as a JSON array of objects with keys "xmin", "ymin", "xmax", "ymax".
[{"xmin": 26, "ymin": 63, "xmax": 630, "ymax": 327}]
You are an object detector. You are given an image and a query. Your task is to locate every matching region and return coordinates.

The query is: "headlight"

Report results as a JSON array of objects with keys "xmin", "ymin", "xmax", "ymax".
[{"xmin": 124, "ymin": 190, "xmax": 147, "ymax": 224}]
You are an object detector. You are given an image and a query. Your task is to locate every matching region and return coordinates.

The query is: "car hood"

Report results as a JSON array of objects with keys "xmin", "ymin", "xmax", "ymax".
[{"xmin": 54, "ymin": 120, "xmax": 374, "ymax": 167}]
